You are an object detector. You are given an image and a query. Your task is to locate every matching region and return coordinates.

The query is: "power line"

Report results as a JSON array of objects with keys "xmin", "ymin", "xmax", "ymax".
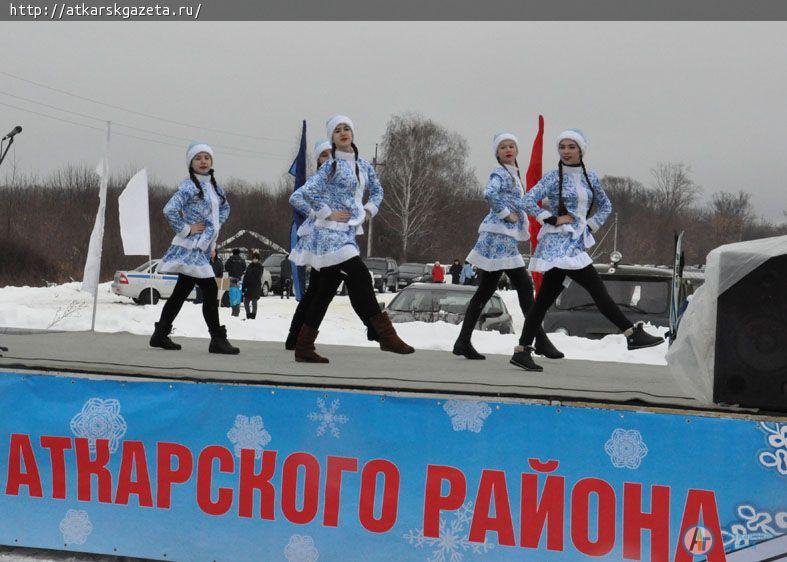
[
  {"xmin": 0, "ymin": 100, "xmax": 104, "ymax": 132},
  {"xmin": 0, "ymin": 100, "xmax": 290, "ymax": 162},
  {"xmin": 0, "ymin": 90, "xmax": 290, "ymax": 160},
  {"xmin": 1, "ymin": 70, "xmax": 291, "ymax": 143}
]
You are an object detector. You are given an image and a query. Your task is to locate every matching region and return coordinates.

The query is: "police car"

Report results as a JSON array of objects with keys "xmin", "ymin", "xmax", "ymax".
[{"xmin": 111, "ymin": 260, "xmax": 197, "ymax": 305}]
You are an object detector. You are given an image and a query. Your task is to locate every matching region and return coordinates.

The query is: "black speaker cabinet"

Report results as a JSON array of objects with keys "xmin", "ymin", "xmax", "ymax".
[{"xmin": 713, "ymin": 253, "xmax": 787, "ymax": 412}]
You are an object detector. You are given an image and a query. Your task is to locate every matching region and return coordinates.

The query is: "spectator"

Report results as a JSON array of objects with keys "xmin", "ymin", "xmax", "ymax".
[
  {"xmin": 460, "ymin": 260, "xmax": 476, "ymax": 285},
  {"xmin": 280, "ymin": 254, "xmax": 293, "ymax": 299},
  {"xmin": 449, "ymin": 259, "xmax": 462, "ymax": 284},
  {"xmin": 225, "ymin": 248, "xmax": 246, "ymax": 281},
  {"xmin": 431, "ymin": 261, "xmax": 445, "ymax": 284},
  {"xmin": 195, "ymin": 249, "xmax": 223, "ymax": 304},
  {"xmin": 225, "ymin": 249, "xmax": 246, "ymax": 317},
  {"xmin": 242, "ymin": 252, "xmax": 264, "ymax": 320},
  {"xmin": 211, "ymin": 249, "xmax": 224, "ymax": 278}
]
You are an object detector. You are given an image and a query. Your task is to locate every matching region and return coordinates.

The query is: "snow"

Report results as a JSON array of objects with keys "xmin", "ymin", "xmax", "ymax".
[{"xmin": 0, "ymin": 282, "xmax": 668, "ymax": 365}]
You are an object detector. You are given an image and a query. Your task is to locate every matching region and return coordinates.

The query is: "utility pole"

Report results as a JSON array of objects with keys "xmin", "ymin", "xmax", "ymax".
[{"xmin": 368, "ymin": 143, "xmax": 383, "ymax": 257}]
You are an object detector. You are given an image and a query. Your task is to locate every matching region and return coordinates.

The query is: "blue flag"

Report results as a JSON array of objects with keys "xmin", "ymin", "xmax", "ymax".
[{"xmin": 289, "ymin": 120, "xmax": 308, "ymax": 301}]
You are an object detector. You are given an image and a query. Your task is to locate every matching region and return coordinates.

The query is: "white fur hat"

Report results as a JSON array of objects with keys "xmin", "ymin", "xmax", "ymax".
[
  {"xmin": 492, "ymin": 133, "xmax": 519, "ymax": 157},
  {"xmin": 186, "ymin": 142, "xmax": 214, "ymax": 167},
  {"xmin": 326, "ymin": 115, "xmax": 354, "ymax": 139},
  {"xmin": 556, "ymin": 129, "xmax": 588, "ymax": 156},
  {"xmin": 313, "ymin": 139, "xmax": 332, "ymax": 162}
]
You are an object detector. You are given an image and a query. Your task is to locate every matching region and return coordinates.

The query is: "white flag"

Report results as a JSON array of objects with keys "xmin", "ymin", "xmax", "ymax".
[
  {"xmin": 118, "ymin": 168, "xmax": 151, "ymax": 256},
  {"xmin": 81, "ymin": 157, "xmax": 109, "ymax": 294}
]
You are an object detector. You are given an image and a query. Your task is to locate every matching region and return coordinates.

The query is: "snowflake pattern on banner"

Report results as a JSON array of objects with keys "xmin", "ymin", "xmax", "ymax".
[
  {"xmin": 403, "ymin": 502, "xmax": 494, "ymax": 562},
  {"xmin": 284, "ymin": 534, "xmax": 319, "ymax": 562},
  {"xmin": 442, "ymin": 400, "xmax": 492, "ymax": 433},
  {"xmin": 69, "ymin": 398, "xmax": 128, "ymax": 454},
  {"xmin": 308, "ymin": 398, "xmax": 348, "ymax": 438},
  {"xmin": 604, "ymin": 428, "xmax": 648, "ymax": 469},
  {"xmin": 226, "ymin": 415, "xmax": 271, "ymax": 459},
  {"xmin": 757, "ymin": 422, "xmax": 787, "ymax": 476},
  {"xmin": 721, "ymin": 504, "xmax": 787, "ymax": 552},
  {"xmin": 59, "ymin": 509, "xmax": 93, "ymax": 545}
]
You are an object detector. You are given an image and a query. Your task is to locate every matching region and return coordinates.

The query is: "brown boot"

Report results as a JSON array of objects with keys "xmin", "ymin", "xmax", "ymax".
[
  {"xmin": 369, "ymin": 312, "xmax": 415, "ymax": 354},
  {"xmin": 294, "ymin": 325, "xmax": 329, "ymax": 363}
]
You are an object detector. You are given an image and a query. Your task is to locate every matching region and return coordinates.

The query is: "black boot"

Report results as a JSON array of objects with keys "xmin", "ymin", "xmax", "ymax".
[
  {"xmin": 149, "ymin": 322, "xmax": 181, "ymax": 351},
  {"xmin": 452, "ymin": 314, "xmax": 485, "ymax": 360},
  {"xmin": 209, "ymin": 325, "xmax": 240, "ymax": 355},
  {"xmin": 366, "ymin": 322, "xmax": 379, "ymax": 342},
  {"xmin": 285, "ymin": 330, "xmax": 298, "ymax": 351},
  {"xmin": 452, "ymin": 336, "xmax": 485, "ymax": 360},
  {"xmin": 626, "ymin": 323, "xmax": 664, "ymax": 350},
  {"xmin": 510, "ymin": 346, "xmax": 543, "ymax": 372},
  {"xmin": 534, "ymin": 329, "xmax": 564, "ymax": 359}
]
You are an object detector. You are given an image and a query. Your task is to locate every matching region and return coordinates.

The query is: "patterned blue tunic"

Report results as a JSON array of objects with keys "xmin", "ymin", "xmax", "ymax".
[
  {"xmin": 289, "ymin": 152, "xmax": 383, "ymax": 270},
  {"xmin": 158, "ymin": 175, "xmax": 230, "ymax": 278},
  {"xmin": 466, "ymin": 165, "xmax": 530, "ymax": 271},
  {"xmin": 524, "ymin": 166, "xmax": 612, "ymax": 272}
]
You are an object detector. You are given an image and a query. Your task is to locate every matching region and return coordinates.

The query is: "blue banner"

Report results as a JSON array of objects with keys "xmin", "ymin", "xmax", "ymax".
[
  {"xmin": 288, "ymin": 119, "xmax": 308, "ymax": 301},
  {"xmin": 0, "ymin": 371, "xmax": 785, "ymax": 561}
]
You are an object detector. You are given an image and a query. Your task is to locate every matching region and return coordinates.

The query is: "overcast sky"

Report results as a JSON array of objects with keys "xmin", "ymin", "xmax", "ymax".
[{"xmin": 1, "ymin": 21, "xmax": 785, "ymax": 220}]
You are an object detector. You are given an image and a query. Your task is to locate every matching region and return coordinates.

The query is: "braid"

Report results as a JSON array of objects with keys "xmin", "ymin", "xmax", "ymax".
[
  {"xmin": 209, "ymin": 168, "xmax": 226, "ymax": 205},
  {"xmin": 351, "ymin": 142, "xmax": 360, "ymax": 183},
  {"xmin": 580, "ymin": 160, "xmax": 595, "ymax": 216},
  {"xmin": 514, "ymin": 158, "xmax": 523, "ymax": 187},
  {"xmin": 328, "ymin": 144, "xmax": 338, "ymax": 180},
  {"xmin": 189, "ymin": 168, "xmax": 205, "ymax": 199},
  {"xmin": 496, "ymin": 156, "xmax": 518, "ymax": 186},
  {"xmin": 557, "ymin": 160, "xmax": 567, "ymax": 215}
]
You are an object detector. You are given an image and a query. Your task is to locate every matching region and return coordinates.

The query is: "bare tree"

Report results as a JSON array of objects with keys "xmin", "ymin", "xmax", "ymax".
[
  {"xmin": 378, "ymin": 113, "xmax": 476, "ymax": 261},
  {"xmin": 710, "ymin": 190, "xmax": 754, "ymax": 243},
  {"xmin": 650, "ymin": 162, "xmax": 702, "ymax": 216}
]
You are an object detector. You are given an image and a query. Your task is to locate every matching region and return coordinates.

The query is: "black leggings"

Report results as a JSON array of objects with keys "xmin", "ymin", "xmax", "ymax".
[
  {"xmin": 302, "ymin": 256, "xmax": 380, "ymax": 330},
  {"xmin": 289, "ymin": 266, "xmax": 376, "ymax": 335},
  {"xmin": 521, "ymin": 265, "xmax": 633, "ymax": 346},
  {"xmin": 458, "ymin": 267, "xmax": 536, "ymax": 340},
  {"xmin": 159, "ymin": 274, "xmax": 220, "ymax": 332}
]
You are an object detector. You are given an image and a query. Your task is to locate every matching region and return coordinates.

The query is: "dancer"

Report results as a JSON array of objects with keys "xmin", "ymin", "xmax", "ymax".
[
  {"xmin": 289, "ymin": 116, "xmax": 414, "ymax": 362},
  {"xmin": 512, "ymin": 129, "xmax": 663, "ymax": 371},
  {"xmin": 284, "ymin": 138, "xmax": 378, "ymax": 350},
  {"xmin": 453, "ymin": 133, "xmax": 563, "ymax": 361},
  {"xmin": 149, "ymin": 142, "xmax": 239, "ymax": 354}
]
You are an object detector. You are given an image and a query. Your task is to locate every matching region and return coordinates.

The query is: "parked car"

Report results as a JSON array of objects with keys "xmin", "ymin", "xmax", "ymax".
[
  {"xmin": 542, "ymin": 264, "xmax": 704, "ymax": 339},
  {"xmin": 111, "ymin": 260, "xmax": 197, "ymax": 305},
  {"xmin": 397, "ymin": 263, "xmax": 431, "ymax": 289},
  {"xmin": 262, "ymin": 252, "xmax": 288, "ymax": 294},
  {"xmin": 384, "ymin": 283, "xmax": 514, "ymax": 334},
  {"xmin": 363, "ymin": 257, "xmax": 399, "ymax": 293}
]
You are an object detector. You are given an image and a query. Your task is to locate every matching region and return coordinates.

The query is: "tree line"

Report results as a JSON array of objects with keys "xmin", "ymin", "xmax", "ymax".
[{"xmin": 1, "ymin": 113, "xmax": 785, "ymax": 287}]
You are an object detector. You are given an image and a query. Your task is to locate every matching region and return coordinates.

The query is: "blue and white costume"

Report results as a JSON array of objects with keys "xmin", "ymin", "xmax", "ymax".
[
  {"xmin": 289, "ymin": 151, "xmax": 383, "ymax": 270},
  {"xmin": 524, "ymin": 165, "xmax": 611, "ymax": 273},
  {"xmin": 158, "ymin": 175, "xmax": 230, "ymax": 278},
  {"xmin": 466, "ymin": 164, "xmax": 530, "ymax": 271}
]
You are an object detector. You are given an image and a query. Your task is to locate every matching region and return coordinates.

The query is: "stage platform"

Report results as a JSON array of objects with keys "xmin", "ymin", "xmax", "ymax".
[{"xmin": 0, "ymin": 329, "xmax": 760, "ymax": 417}]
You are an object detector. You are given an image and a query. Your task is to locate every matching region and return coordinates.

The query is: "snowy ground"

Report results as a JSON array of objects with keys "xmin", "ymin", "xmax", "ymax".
[{"xmin": 0, "ymin": 282, "xmax": 668, "ymax": 365}]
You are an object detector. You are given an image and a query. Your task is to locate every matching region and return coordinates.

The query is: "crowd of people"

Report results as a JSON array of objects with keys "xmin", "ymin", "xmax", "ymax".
[{"xmin": 148, "ymin": 117, "xmax": 664, "ymax": 371}]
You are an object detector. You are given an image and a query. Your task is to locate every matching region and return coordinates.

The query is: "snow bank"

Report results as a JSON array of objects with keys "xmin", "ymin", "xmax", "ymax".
[{"xmin": 0, "ymin": 282, "xmax": 667, "ymax": 365}]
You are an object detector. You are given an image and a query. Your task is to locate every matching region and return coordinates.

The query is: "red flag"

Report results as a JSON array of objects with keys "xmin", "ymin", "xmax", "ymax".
[{"xmin": 525, "ymin": 115, "xmax": 545, "ymax": 292}]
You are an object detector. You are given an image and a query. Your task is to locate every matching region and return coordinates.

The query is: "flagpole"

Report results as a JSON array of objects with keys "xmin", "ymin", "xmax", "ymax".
[
  {"xmin": 148, "ymin": 170, "xmax": 153, "ymax": 306},
  {"xmin": 90, "ymin": 120, "xmax": 111, "ymax": 332}
]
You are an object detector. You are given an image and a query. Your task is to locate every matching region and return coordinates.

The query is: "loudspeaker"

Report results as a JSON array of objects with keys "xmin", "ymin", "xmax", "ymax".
[{"xmin": 713, "ymin": 253, "xmax": 787, "ymax": 412}]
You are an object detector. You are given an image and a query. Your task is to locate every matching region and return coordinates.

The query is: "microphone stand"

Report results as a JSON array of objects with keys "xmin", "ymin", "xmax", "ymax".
[
  {"xmin": 0, "ymin": 136, "xmax": 15, "ymax": 168},
  {"xmin": 0, "ymin": 136, "xmax": 14, "ymax": 355}
]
